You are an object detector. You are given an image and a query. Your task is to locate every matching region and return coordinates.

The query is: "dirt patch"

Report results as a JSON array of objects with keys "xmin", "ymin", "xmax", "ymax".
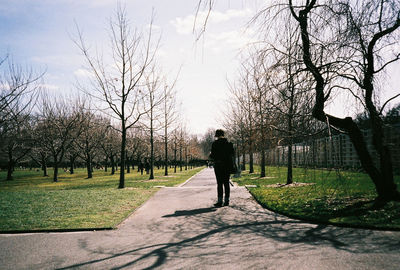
[
  {"xmin": 250, "ymin": 176, "xmax": 275, "ymax": 180},
  {"xmin": 266, "ymin": 182, "xmax": 315, "ymax": 188}
]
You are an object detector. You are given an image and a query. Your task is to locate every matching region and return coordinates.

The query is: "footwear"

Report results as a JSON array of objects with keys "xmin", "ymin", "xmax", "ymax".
[
  {"xmin": 223, "ymin": 201, "xmax": 229, "ymax": 206},
  {"xmin": 214, "ymin": 202, "xmax": 223, "ymax": 207}
]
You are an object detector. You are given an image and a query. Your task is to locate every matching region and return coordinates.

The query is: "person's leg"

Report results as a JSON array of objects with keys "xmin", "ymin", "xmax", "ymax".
[
  {"xmin": 223, "ymin": 173, "xmax": 230, "ymax": 206},
  {"xmin": 214, "ymin": 167, "xmax": 223, "ymax": 207}
]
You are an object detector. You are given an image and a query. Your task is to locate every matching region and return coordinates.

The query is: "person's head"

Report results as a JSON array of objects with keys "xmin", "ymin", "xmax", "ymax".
[{"xmin": 215, "ymin": 129, "xmax": 224, "ymax": 138}]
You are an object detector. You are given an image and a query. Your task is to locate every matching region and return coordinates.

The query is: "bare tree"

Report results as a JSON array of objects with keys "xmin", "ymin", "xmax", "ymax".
[
  {"xmin": 229, "ymin": 69, "xmax": 257, "ymax": 174},
  {"xmin": 75, "ymin": 111, "xmax": 108, "ymax": 178},
  {"xmin": 245, "ymin": 53, "xmax": 274, "ymax": 178},
  {"xmin": 0, "ymin": 112, "xmax": 33, "ymax": 180},
  {"xmin": 161, "ymin": 78, "xmax": 178, "ymax": 176},
  {"xmin": 0, "ymin": 57, "xmax": 41, "ymax": 180},
  {"xmin": 75, "ymin": 6, "xmax": 158, "ymax": 188},
  {"xmin": 288, "ymin": 0, "xmax": 400, "ymax": 202},
  {"xmin": 0, "ymin": 56, "xmax": 42, "ymax": 126},
  {"xmin": 142, "ymin": 66, "xmax": 164, "ymax": 180},
  {"xmin": 30, "ymin": 117, "xmax": 50, "ymax": 177},
  {"xmin": 38, "ymin": 94, "xmax": 83, "ymax": 182},
  {"xmin": 257, "ymin": 17, "xmax": 316, "ymax": 184},
  {"xmin": 100, "ymin": 124, "xmax": 120, "ymax": 175}
]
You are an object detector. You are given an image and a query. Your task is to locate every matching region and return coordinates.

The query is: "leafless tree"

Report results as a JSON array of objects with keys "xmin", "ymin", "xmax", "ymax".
[
  {"xmin": 287, "ymin": 0, "xmax": 400, "ymax": 202},
  {"xmin": 245, "ymin": 53, "xmax": 275, "ymax": 178},
  {"xmin": 0, "ymin": 56, "xmax": 42, "ymax": 126},
  {"xmin": 161, "ymin": 77, "xmax": 178, "ymax": 176},
  {"xmin": 75, "ymin": 6, "xmax": 159, "ymax": 188},
  {"xmin": 100, "ymin": 124, "xmax": 120, "ymax": 175},
  {"xmin": 257, "ymin": 17, "xmax": 316, "ymax": 184},
  {"xmin": 75, "ymin": 111, "xmax": 108, "ymax": 178},
  {"xmin": 38, "ymin": 94, "xmax": 84, "ymax": 182},
  {"xmin": 0, "ymin": 112, "xmax": 33, "ymax": 180},
  {"xmin": 142, "ymin": 66, "xmax": 164, "ymax": 180},
  {"xmin": 0, "ymin": 57, "xmax": 42, "ymax": 180},
  {"xmin": 228, "ymin": 68, "xmax": 257, "ymax": 174}
]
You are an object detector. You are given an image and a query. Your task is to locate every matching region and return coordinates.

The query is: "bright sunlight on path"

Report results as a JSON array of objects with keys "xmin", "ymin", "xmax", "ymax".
[{"xmin": 1, "ymin": 168, "xmax": 400, "ymax": 269}]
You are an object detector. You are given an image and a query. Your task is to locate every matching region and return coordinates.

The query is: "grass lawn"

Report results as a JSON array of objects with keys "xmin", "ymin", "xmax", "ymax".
[
  {"xmin": 0, "ymin": 166, "xmax": 204, "ymax": 232},
  {"xmin": 233, "ymin": 165, "xmax": 400, "ymax": 230}
]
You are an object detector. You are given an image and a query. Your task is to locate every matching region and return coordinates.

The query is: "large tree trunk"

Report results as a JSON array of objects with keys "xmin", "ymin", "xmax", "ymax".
[
  {"xmin": 53, "ymin": 160, "xmax": 59, "ymax": 182},
  {"xmin": 69, "ymin": 155, "xmax": 76, "ymax": 174},
  {"xmin": 149, "ymin": 126, "xmax": 154, "ymax": 180},
  {"xmin": 104, "ymin": 157, "xmax": 108, "ymax": 172},
  {"xmin": 86, "ymin": 155, "xmax": 92, "ymax": 179},
  {"xmin": 164, "ymin": 139, "xmax": 168, "ymax": 176},
  {"xmin": 179, "ymin": 146, "xmax": 183, "ymax": 172},
  {"xmin": 241, "ymin": 133, "xmax": 246, "ymax": 170},
  {"xmin": 286, "ymin": 50, "xmax": 295, "ymax": 185},
  {"xmin": 287, "ymin": 144, "xmax": 293, "ymax": 185},
  {"xmin": 41, "ymin": 153, "xmax": 48, "ymax": 177},
  {"xmin": 185, "ymin": 147, "xmax": 188, "ymax": 171},
  {"xmin": 260, "ymin": 124, "xmax": 266, "ymax": 177},
  {"xmin": 111, "ymin": 155, "xmax": 115, "ymax": 175},
  {"xmin": 6, "ymin": 149, "xmax": 14, "ymax": 180},
  {"xmin": 260, "ymin": 149, "xmax": 266, "ymax": 178},
  {"xmin": 119, "ymin": 126, "xmax": 126, "ymax": 188},
  {"xmin": 249, "ymin": 149, "xmax": 254, "ymax": 173},
  {"xmin": 6, "ymin": 161, "xmax": 14, "ymax": 181},
  {"xmin": 174, "ymin": 142, "xmax": 177, "ymax": 173}
]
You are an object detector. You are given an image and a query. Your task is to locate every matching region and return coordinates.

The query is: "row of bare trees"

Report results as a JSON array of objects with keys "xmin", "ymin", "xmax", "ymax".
[
  {"xmin": 0, "ymin": 88, "xmax": 203, "ymax": 183},
  {"xmin": 0, "ymin": 7, "xmax": 205, "ymax": 187},
  {"xmin": 199, "ymin": 0, "xmax": 400, "ymax": 202}
]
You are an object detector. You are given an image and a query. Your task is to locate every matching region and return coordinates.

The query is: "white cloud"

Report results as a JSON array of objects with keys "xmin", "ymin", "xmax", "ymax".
[
  {"xmin": 73, "ymin": 68, "xmax": 94, "ymax": 78},
  {"xmin": 170, "ymin": 8, "xmax": 253, "ymax": 35},
  {"xmin": 204, "ymin": 27, "xmax": 257, "ymax": 53},
  {"xmin": 147, "ymin": 24, "xmax": 161, "ymax": 31}
]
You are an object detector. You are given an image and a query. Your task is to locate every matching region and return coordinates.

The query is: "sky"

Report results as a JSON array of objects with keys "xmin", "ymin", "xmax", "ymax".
[
  {"xmin": 0, "ymin": 0, "xmax": 267, "ymax": 136},
  {"xmin": 1, "ymin": 0, "xmax": 399, "ymax": 136}
]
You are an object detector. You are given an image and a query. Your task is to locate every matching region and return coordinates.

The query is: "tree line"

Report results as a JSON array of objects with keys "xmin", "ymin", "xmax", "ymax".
[
  {"xmin": 198, "ymin": 0, "xmax": 400, "ymax": 203},
  {"xmin": 0, "ymin": 7, "xmax": 205, "ymax": 187}
]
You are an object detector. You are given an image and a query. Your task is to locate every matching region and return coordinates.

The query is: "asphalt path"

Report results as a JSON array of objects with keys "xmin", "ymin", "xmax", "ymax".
[{"xmin": 1, "ymin": 168, "xmax": 400, "ymax": 269}]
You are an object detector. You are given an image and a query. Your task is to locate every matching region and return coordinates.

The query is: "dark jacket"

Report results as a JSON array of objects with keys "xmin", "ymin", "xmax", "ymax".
[{"xmin": 209, "ymin": 138, "xmax": 234, "ymax": 169}]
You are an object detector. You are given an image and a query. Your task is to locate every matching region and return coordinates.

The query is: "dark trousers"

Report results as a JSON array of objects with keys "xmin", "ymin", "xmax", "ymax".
[{"xmin": 214, "ymin": 166, "xmax": 230, "ymax": 201}]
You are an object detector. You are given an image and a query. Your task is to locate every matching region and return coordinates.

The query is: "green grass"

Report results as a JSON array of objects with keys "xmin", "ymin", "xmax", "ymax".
[
  {"xmin": 0, "ymin": 166, "xmax": 204, "ymax": 232},
  {"xmin": 234, "ymin": 165, "xmax": 400, "ymax": 230}
]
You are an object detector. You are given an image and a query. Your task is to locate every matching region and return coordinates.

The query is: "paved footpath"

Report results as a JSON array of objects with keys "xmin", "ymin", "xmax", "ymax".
[{"xmin": 1, "ymin": 168, "xmax": 400, "ymax": 270}]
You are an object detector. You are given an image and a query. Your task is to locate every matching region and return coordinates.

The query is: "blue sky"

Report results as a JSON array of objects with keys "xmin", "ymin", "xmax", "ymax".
[
  {"xmin": 0, "ymin": 0, "xmax": 264, "ymax": 135},
  {"xmin": 1, "ymin": 0, "xmax": 399, "ymax": 135}
]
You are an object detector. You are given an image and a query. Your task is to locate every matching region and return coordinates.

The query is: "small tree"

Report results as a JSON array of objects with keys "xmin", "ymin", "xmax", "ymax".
[
  {"xmin": 39, "ymin": 95, "xmax": 83, "ymax": 182},
  {"xmin": 75, "ymin": 6, "xmax": 158, "ymax": 188}
]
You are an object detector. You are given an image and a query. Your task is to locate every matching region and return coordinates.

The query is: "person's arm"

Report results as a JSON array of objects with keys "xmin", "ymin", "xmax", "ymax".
[{"xmin": 209, "ymin": 142, "xmax": 215, "ymax": 160}]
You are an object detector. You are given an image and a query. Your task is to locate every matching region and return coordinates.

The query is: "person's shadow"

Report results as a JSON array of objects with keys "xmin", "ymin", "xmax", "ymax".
[{"xmin": 162, "ymin": 207, "xmax": 216, "ymax": 218}]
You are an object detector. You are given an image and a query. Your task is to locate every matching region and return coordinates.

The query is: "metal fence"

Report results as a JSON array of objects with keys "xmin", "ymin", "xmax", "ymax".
[{"xmin": 249, "ymin": 123, "xmax": 400, "ymax": 173}]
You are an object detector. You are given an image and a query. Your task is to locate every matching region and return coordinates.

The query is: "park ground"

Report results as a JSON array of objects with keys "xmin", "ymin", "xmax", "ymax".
[
  {"xmin": 0, "ymin": 168, "xmax": 400, "ymax": 270},
  {"xmin": 1, "ymin": 165, "xmax": 400, "ymax": 232}
]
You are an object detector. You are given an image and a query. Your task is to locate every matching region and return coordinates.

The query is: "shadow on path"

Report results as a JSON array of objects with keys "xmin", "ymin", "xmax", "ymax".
[
  {"xmin": 162, "ymin": 207, "xmax": 217, "ymax": 218},
  {"xmin": 56, "ymin": 203, "xmax": 400, "ymax": 270}
]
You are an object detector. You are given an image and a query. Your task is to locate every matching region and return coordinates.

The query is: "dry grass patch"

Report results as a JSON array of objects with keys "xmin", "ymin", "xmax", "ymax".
[{"xmin": 266, "ymin": 182, "xmax": 315, "ymax": 188}]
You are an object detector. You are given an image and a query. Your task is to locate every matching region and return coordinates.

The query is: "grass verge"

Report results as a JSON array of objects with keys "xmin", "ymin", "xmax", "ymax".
[
  {"xmin": 0, "ymin": 166, "xmax": 204, "ymax": 232},
  {"xmin": 233, "ymin": 165, "xmax": 400, "ymax": 230}
]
